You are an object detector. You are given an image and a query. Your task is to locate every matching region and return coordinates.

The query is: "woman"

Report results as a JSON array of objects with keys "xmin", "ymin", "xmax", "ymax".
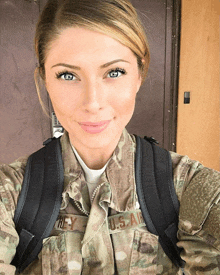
[{"xmin": 0, "ymin": 0, "xmax": 219, "ymax": 274}]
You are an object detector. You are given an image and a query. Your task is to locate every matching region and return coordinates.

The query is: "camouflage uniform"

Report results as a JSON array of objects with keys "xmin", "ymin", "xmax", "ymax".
[{"xmin": 0, "ymin": 129, "xmax": 220, "ymax": 275}]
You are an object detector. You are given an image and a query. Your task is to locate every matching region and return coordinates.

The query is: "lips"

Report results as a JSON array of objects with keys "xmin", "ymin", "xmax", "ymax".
[
  {"xmin": 78, "ymin": 120, "xmax": 111, "ymax": 134},
  {"xmin": 79, "ymin": 120, "xmax": 110, "ymax": 126}
]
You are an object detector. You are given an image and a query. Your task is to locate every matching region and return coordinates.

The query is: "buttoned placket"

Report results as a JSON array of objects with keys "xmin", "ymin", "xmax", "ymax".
[
  {"xmin": 59, "ymin": 129, "xmax": 138, "ymax": 274},
  {"xmin": 65, "ymin": 169, "xmax": 116, "ymax": 274}
]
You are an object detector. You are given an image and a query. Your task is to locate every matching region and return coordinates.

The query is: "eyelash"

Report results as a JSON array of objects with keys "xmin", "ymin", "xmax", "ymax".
[
  {"xmin": 55, "ymin": 67, "xmax": 126, "ymax": 81},
  {"xmin": 107, "ymin": 67, "xmax": 126, "ymax": 78}
]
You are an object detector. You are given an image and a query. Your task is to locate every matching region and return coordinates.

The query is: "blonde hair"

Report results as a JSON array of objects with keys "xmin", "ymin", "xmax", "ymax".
[{"xmin": 34, "ymin": 0, "xmax": 150, "ymax": 116}]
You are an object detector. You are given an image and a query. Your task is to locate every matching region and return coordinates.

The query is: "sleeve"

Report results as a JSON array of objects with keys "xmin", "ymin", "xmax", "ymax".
[
  {"xmin": 0, "ymin": 200, "xmax": 18, "ymax": 275},
  {"xmin": 177, "ymin": 166, "xmax": 220, "ymax": 274},
  {"xmin": 0, "ymin": 160, "xmax": 26, "ymax": 275}
]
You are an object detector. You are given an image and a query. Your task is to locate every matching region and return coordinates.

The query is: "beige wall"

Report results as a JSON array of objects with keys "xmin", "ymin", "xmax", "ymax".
[{"xmin": 177, "ymin": 0, "xmax": 220, "ymax": 170}]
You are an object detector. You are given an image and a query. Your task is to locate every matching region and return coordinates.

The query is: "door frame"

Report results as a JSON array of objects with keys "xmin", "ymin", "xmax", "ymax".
[{"xmin": 164, "ymin": 0, "xmax": 181, "ymax": 151}]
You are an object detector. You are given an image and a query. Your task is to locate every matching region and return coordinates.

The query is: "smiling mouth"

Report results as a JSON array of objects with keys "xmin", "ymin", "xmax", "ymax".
[
  {"xmin": 78, "ymin": 120, "xmax": 111, "ymax": 134},
  {"xmin": 79, "ymin": 120, "xmax": 110, "ymax": 126}
]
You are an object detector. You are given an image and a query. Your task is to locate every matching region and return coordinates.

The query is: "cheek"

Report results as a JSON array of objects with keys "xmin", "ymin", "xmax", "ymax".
[
  {"xmin": 110, "ymin": 83, "xmax": 137, "ymax": 113},
  {"xmin": 46, "ymin": 81, "xmax": 79, "ymax": 113},
  {"xmin": 116, "ymin": 77, "xmax": 139, "ymax": 99}
]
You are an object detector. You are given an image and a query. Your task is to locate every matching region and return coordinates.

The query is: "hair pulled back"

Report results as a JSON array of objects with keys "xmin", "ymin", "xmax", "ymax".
[{"xmin": 35, "ymin": 0, "xmax": 150, "ymax": 83}]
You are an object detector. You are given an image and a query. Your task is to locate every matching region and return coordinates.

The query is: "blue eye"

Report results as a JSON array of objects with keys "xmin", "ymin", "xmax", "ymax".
[
  {"xmin": 107, "ymin": 68, "xmax": 126, "ymax": 78},
  {"xmin": 56, "ymin": 71, "xmax": 76, "ymax": 81},
  {"xmin": 55, "ymin": 68, "xmax": 126, "ymax": 81}
]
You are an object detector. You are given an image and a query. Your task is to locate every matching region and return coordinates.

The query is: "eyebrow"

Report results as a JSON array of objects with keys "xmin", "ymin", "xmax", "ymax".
[{"xmin": 51, "ymin": 59, "xmax": 130, "ymax": 69}]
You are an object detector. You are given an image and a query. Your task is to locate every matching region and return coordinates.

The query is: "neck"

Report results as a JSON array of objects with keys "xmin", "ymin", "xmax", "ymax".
[{"xmin": 69, "ymin": 134, "xmax": 121, "ymax": 170}]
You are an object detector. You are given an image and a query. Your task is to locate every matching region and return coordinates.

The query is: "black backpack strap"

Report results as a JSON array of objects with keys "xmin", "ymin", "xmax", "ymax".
[
  {"xmin": 11, "ymin": 137, "xmax": 64, "ymax": 273},
  {"xmin": 134, "ymin": 135, "xmax": 185, "ymax": 268}
]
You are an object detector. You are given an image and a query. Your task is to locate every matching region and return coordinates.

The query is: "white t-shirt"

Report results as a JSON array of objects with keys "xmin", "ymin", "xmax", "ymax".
[{"xmin": 71, "ymin": 145, "xmax": 109, "ymax": 201}]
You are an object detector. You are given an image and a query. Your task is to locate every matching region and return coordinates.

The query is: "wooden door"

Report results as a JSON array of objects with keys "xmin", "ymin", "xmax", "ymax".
[
  {"xmin": 0, "ymin": 0, "xmax": 180, "ymax": 164},
  {"xmin": 177, "ymin": 0, "xmax": 219, "ymax": 170}
]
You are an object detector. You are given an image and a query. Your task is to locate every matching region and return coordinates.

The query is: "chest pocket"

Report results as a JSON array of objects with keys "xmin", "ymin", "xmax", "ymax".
[
  {"xmin": 129, "ymin": 229, "xmax": 158, "ymax": 275},
  {"xmin": 41, "ymin": 231, "xmax": 84, "ymax": 275},
  {"xmin": 40, "ymin": 214, "xmax": 88, "ymax": 275},
  {"xmin": 108, "ymin": 210, "xmax": 158, "ymax": 275}
]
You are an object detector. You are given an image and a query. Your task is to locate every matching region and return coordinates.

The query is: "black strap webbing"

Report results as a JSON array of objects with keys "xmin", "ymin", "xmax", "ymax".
[
  {"xmin": 12, "ymin": 134, "xmax": 185, "ymax": 272},
  {"xmin": 134, "ymin": 135, "xmax": 185, "ymax": 268},
  {"xmin": 12, "ymin": 137, "xmax": 64, "ymax": 273}
]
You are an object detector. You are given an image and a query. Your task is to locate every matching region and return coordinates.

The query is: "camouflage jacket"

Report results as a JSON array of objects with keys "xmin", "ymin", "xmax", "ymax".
[{"xmin": 0, "ymin": 129, "xmax": 220, "ymax": 275}]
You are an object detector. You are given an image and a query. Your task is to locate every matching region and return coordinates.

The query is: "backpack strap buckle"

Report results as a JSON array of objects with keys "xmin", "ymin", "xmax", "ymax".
[
  {"xmin": 144, "ymin": 136, "xmax": 159, "ymax": 144},
  {"xmin": 43, "ymin": 137, "xmax": 57, "ymax": 146}
]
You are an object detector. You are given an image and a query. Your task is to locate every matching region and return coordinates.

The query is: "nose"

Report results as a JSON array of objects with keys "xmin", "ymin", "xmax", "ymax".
[{"xmin": 82, "ymin": 80, "xmax": 104, "ymax": 113}]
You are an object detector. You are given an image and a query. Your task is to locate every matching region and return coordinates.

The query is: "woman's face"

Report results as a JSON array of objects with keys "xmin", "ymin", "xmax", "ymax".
[{"xmin": 44, "ymin": 27, "xmax": 142, "ymax": 152}]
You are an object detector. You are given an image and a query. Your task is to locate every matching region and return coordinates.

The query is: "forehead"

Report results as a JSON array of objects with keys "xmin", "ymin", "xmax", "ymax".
[{"xmin": 45, "ymin": 27, "xmax": 136, "ymax": 65}]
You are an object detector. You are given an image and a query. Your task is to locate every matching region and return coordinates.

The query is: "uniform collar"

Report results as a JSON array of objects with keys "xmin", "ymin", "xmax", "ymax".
[{"xmin": 59, "ymin": 128, "xmax": 137, "ymax": 212}]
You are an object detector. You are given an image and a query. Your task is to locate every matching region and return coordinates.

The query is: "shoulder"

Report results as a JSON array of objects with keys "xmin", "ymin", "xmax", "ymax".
[
  {"xmin": 0, "ymin": 155, "xmax": 29, "ymax": 218},
  {"xmin": 170, "ymin": 152, "xmax": 220, "ymax": 250},
  {"xmin": 170, "ymin": 151, "xmax": 204, "ymax": 201}
]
